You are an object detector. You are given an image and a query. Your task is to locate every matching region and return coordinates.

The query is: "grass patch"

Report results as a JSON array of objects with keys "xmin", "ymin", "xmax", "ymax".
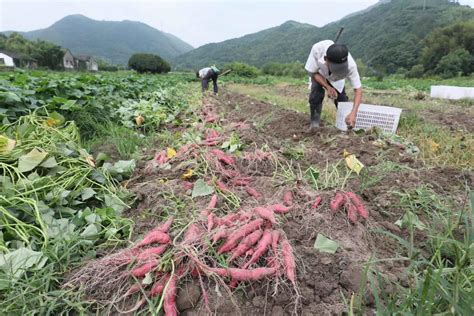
[
  {"xmin": 398, "ymin": 113, "xmax": 473, "ymax": 167},
  {"xmin": 365, "ymin": 186, "xmax": 473, "ymax": 315}
]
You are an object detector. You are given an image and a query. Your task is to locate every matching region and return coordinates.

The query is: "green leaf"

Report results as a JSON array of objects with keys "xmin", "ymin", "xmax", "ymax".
[
  {"xmin": 96, "ymin": 152, "xmax": 110, "ymax": 163},
  {"xmin": 0, "ymin": 248, "xmax": 47, "ymax": 280},
  {"xmin": 60, "ymin": 100, "xmax": 77, "ymax": 110},
  {"xmin": 18, "ymin": 148, "xmax": 48, "ymax": 172},
  {"xmin": 81, "ymin": 223, "xmax": 99, "ymax": 238},
  {"xmin": 0, "ymin": 134, "xmax": 16, "ymax": 154},
  {"xmin": 1, "ymin": 91, "xmax": 21, "ymax": 103},
  {"xmin": 81, "ymin": 188, "xmax": 97, "ymax": 201},
  {"xmin": 40, "ymin": 156, "xmax": 58, "ymax": 168},
  {"xmin": 314, "ymin": 234, "xmax": 339, "ymax": 254},
  {"xmin": 192, "ymin": 179, "xmax": 214, "ymax": 198},
  {"xmin": 143, "ymin": 273, "xmax": 153, "ymax": 285}
]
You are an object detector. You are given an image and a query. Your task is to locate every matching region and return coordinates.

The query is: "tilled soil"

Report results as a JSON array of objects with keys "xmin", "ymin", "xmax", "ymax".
[{"xmin": 125, "ymin": 91, "xmax": 471, "ymax": 315}]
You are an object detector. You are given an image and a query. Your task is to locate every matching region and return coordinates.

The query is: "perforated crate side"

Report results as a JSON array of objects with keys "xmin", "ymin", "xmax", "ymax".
[{"xmin": 336, "ymin": 102, "xmax": 402, "ymax": 133}]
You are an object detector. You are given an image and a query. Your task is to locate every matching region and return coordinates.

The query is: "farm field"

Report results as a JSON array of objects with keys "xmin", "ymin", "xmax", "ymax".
[{"xmin": 0, "ymin": 71, "xmax": 473, "ymax": 315}]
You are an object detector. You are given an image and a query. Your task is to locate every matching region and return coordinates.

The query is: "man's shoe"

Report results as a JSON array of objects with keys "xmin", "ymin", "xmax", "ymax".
[{"xmin": 309, "ymin": 120, "xmax": 320, "ymax": 130}]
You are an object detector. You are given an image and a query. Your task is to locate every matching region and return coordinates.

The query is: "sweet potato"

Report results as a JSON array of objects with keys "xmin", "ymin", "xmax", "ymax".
[
  {"xmin": 163, "ymin": 274, "xmax": 178, "ymax": 316},
  {"xmin": 271, "ymin": 230, "xmax": 280, "ymax": 255},
  {"xmin": 330, "ymin": 192, "xmax": 345, "ymax": 213},
  {"xmin": 207, "ymin": 213, "xmax": 216, "ymax": 232},
  {"xmin": 311, "ymin": 196, "xmax": 322, "ymax": 209},
  {"xmin": 283, "ymin": 191, "xmax": 294, "ymax": 206},
  {"xmin": 253, "ymin": 207, "xmax": 276, "ymax": 224},
  {"xmin": 131, "ymin": 260, "xmax": 158, "ymax": 278},
  {"xmin": 150, "ymin": 273, "xmax": 171, "ymax": 297},
  {"xmin": 157, "ymin": 217, "xmax": 174, "ymax": 233},
  {"xmin": 280, "ymin": 238, "xmax": 296, "ymax": 286},
  {"xmin": 135, "ymin": 231, "xmax": 170, "ymax": 248},
  {"xmin": 246, "ymin": 187, "xmax": 262, "ymax": 199},
  {"xmin": 211, "ymin": 149, "xmax": 235, "ymax": 165},
  {"xmin": 229, "ymin": 229, "xmax": 263, "ymax": 262},
  {"xmin": 206, "ymin": 267, "xmax": 229, "ymax": 277},
  {"xmin": 216, "ymin": 179, "xmax": 229, "ymax": 193},
  {"xmin": 182, "ymin": 181, "xmax": 194, "ymax": 191},
  {"xmin": 243, "ymin": 229, "xmax": 272, "ymax": 269},
  {"xmin": 217, "ymin": 219, "xmax": 264, "ymax": 254},
  {"xmin": 182, "ymin": 224, "xmax": 201, "ymax": 244},
  {"xmin": 207, "ymin": 194, "xmax": 218, "ymax": 209},
  {"xmin": 136, "ymin": 245, "xmax": 168, "ymax": 261},
  {"xmin": 217, "ymin": 213, "xmax": 240, "ymax": 226},
  {"xmin": 345, "ymin": 192, "xmax": 369, "ymax": 219},
  {"xmin": 269, "ymin": 204, "xmax": 291, "ymax": 214},
  {"xmin": 232, "ymin": 177, "xmax": 252, "ymax": 186},
  {"xmin": 206, "ymin": 129, "xmax": 220, "ymax": 140},
  {"xmin": 228, "ymin": 267, "xmax": 276, "ymax": 281},
  {"xmin": 347, "ymin": 204, "xmax": 358, "ymax": 223}
]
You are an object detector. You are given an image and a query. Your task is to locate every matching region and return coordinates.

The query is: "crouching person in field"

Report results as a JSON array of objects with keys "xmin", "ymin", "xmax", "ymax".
[
  {"xmin": 305, "ymin": 40, "xmax": 362, "ymax": 130},
  {"xmin": 197, "ymin": 65, "xmax": 220, "ymax": 96}
]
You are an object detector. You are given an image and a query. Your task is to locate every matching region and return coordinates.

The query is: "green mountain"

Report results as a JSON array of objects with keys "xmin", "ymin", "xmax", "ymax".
[
  {"xmin": 14, "ymin": 15, "xmax": 193, "ymax": 65},
  {"xmin": 174, "ymin": 0, "xmax": 474, "ymax": 73}
]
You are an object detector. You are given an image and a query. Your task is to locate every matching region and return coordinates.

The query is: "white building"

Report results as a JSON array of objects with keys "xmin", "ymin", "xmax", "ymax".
[
  {"xmin": 63, "ymin": 49, "xmax": 76, "ymax": 70},
  {"xmin": 0, "ymin": 52, "xmax": 15, "ymax": 67}
]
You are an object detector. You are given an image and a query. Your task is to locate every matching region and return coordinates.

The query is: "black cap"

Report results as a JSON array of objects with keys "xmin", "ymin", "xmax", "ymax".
[
  {"xmin": 326, "ymin": 44, "xmax": 348, "ymax": 63},
  {"xmin": 326, "ymin": 44, "xmax": 349, "ymax": 78}
]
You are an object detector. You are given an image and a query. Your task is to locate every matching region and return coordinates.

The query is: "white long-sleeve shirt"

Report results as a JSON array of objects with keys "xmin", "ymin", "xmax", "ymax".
[
  {"xmin": 305, "ymin": 40, "xmax": 361, "ymax": 93},
  {"xmin": 198, "ymin": 67, "xmax": 212, "ymax": 79}
]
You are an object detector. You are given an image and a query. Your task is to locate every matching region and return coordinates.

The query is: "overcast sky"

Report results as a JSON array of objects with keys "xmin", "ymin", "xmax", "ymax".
[{"xmin": 1, "ymin": 0, "xmax": 473, "ymax": 47}]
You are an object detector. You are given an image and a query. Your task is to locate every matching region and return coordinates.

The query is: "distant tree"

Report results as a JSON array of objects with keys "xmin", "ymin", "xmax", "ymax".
[
  {"xmin": 406, "ymin": 64, "xmax": 425, "ymax": 78},
  {"xmin": 434, "ymin": 48, "xmax": 474, "ymax": 78},
  {"xmin": 97, "ymin": 58, "xmax": 119, "ymax": 71},
  {"xmin": 32, "ymin": 40, "xmax": 64, "ymax": 70},
  {"xmin": 0, "ymin": 33, "xmax": 64, "ymax": 69},
  {"xmin": 224, "ymin": 62, "xmax": 260, "ymax": 78},
  {"xmin": 128, "ymin": 53, "xmax": 171, "ymax": 74},
  {"xmin": 421, "ymin": 21, "xmax": 474, "ymax": 73},
  {"xmin": 262, "ymin": 62, "xmax": 306, "ymax": 78},
  {"xmin": 355, "ymin": 59, "xmax": 368, "ymax": 77}
]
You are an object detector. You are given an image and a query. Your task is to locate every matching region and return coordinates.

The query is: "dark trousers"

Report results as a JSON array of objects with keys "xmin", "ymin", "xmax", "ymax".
[
  {"xmin": 309, "ymin": 77, "xmax": 348, "ymax": 122},
  {"xmin": 202, "ymin": 71, "xmax": 218, "ymax": 94}
]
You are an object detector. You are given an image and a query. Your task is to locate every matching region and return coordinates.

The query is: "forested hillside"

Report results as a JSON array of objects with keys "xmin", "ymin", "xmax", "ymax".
[{"xmin": 174, "ymin": 0, "xmax": 474, "ymax": 75}]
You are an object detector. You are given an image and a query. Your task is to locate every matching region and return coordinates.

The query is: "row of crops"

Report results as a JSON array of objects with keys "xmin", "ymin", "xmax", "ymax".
[{"xmin": 0, "ymin": 71, "xmax": 193, "ymax": 313}]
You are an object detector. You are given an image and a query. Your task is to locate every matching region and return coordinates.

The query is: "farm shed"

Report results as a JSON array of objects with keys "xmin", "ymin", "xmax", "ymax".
[
  {"xmin": 74, "ymin": 55, "xmax": 98, "ymax": 71},
  {"xmin": 0, "ymin": 51, "xmax": 15, "ymax": 67},
  {"xmin": 62, "ymin": 49, "xmax": 76, "ymax": 70},
  {"xmin": 0, "ymin": 50, "xmax": 37, "ymax": 68}
]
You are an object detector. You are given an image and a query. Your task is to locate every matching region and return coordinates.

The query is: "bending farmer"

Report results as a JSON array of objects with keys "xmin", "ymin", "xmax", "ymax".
[
  {"xmin": 196, "ymin": 65, "xmax": 220, "ymax": 95},
  {"xmin": 305, "ymin": 40, "xmax": 362, "ymax": 129}
]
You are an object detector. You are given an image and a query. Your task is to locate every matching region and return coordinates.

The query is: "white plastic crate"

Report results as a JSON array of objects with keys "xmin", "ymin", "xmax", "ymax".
[
  {"xmin": 336, "ymin": 102, "xmax": 402, "ymax": 133},
  {"xmin": 430, "ymin": 85, "xmax": 474, "ymax": 100}
]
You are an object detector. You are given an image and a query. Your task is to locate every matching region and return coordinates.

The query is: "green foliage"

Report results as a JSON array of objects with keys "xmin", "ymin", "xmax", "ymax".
[
  {"xmin": 434, "ymin": 48, "xmax": 474, "ymax": 78},
  {"xmin": 224, "ymin": 62, "xmax": 260, "ymax": 78},
  {"xmin": 7, "ymin": 14, "xmax": 193, "ymax": 65},
  {"xmin": 406, "ymin": 64, "xmax": 425, "ymax": 78},
  {"xmin": 175, "ymin": 0, "xmax": 473, "ymax": 77},
  {"xmin": 0, "ymin": 70, "xmax": 195, "ymax": 313},
  {"xmin": 0, "ymin": 33, "xmax": 64, "ymax": 69},
  {"xmin": 96, "ymin": 59, "xmax": 119, "ymax": 72},
  {"xmin": 421, "ymin": 20, "xmax": 474, "ymax": 74},
  {"xmin": 128, "ymin": 53, "xmax": 171, "ymax": 74},
  {"xmin": 262, "ymin": 62, "xmax": 306, "ymax": 78}
]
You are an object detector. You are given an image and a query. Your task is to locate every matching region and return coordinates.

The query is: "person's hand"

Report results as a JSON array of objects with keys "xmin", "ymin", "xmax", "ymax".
[
  {"xmin": 326, "ymin": 86, "xmax": 337, "ymax": 99},
  {"xmin": 345, "ymin": 111, "xmax": 357, "ymax": 129}
]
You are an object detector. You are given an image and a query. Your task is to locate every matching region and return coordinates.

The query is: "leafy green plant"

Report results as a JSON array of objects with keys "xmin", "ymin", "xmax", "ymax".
[{"xmin": 221, "ymin": 133, "xmax": 243, "ymax": 153}]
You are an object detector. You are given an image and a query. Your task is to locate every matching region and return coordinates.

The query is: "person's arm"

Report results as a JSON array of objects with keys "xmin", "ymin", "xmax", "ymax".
[
  {"xmin": 313, "ymin": 73, "xmax": 337, "ymax": 99},
  {"xmin": 345, "ymin": 88, "xmax": 362, "ymax": 128}
]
